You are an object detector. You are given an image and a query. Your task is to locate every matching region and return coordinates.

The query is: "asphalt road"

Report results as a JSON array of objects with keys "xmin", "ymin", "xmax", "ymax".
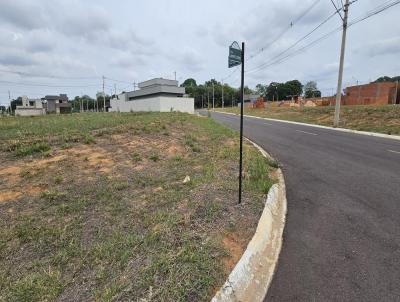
[{"xmin": 203, "ymin": 111, "xmax": 400, "ymax": 302}]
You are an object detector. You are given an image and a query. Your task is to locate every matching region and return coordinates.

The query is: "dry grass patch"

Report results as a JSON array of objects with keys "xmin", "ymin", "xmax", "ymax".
[
  {"xmin": 0, "ymin": 112, "xmax": 277, "ymax": 301},
  {"xmin": 219, "ymin": 105, "xmax": 400, "ymax": 135}
]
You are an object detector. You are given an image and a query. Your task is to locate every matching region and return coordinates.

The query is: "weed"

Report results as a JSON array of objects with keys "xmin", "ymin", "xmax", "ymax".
[
  {"xmin": 171, "ymin": 155, "xmax": 182, "ymax": 162},
  {"xmin": 149, "ymin": 153, "xmax": 160, "ymax": 162},
  {"xmin": 131, "ymin": 152, "xmax": 142, "ymax": 162},
  {"xmin": 15, "ymin": 143, "xmax": 51, "ymax": 157},
  {"xmin": 84, "ymin": 135, "xmax": 96, "ymax": 145},
  {"xmin": 54, "ymin": 175, "xmax": 64, "ymax": 184},
  {"xmin": 40, "ymin": 190, "xmax": 66, "ymax": 202}
]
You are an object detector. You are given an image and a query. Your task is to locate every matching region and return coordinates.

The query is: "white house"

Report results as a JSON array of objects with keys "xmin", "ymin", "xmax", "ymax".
[
  {"xmin": 15, "ymin": 96, "xmax": 46, "ymax": 116},
  {"xmin": 109, "ymin": 78, "xmax": 194, "ymax": 114}
]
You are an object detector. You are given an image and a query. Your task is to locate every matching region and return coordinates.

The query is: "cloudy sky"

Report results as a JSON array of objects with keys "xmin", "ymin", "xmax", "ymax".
[{"xmin": 0, "ymin": 0, "xmax": 399, "ymax": 105}]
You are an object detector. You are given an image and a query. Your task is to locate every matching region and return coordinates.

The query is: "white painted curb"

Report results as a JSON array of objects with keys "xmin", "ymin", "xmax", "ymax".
[
  {"xmin": 211, "ymin": 140, "xmax": 287, "ymax": 302},
  {"xmin": 216, "ymin": 111, "xmax": 400, "ymax": 141}
]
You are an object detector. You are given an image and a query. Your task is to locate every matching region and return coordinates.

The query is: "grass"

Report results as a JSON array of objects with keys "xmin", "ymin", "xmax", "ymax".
[
  {"xmin": 218, "ymin": 105, "xmax": 400, "ymax": 135},
  {"xmin": 0, "ymin": 112, "xmax": 277, "ymax": 301}
]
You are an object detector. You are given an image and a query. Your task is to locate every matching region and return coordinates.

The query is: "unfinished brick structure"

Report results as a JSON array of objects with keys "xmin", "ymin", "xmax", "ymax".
[{"xmin": 332, "ymin": 82, "xmax": 399, "ymax": 106}]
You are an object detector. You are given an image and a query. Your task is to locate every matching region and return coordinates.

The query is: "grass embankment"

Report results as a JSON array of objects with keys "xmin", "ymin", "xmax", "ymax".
[
  {"xmin": 0, "ymin": 113, "xmax": 277, "ymax": 301},
  {"xmin": 218, "ymin": 105, "xmax": 400, "ymax": 135}
]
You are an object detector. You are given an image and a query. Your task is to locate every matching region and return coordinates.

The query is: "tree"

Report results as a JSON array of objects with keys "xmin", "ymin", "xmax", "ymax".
[
  {"xmin": 374, "ymin": 76, "xmax": 400, "ymax": 83},
  {"xmin": 181, "ymin": 78, "xmax": 197, "ymax": 87},
  {"xmin": 256, "ymin": 84, "xmax": 267, "ymax": 97},
  {"xmin": 304, "ymin": 81, "xmax": 321, "ymax": 98},
  {"xmin": 285, "ymin": 80, "xmax": 303, "ymax": 96}
]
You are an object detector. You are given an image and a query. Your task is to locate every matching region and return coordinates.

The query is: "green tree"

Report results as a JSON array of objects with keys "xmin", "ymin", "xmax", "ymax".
[
  {"xmin": 285, "ymin": 80, "xmax": 303, "ymax": 96},
  {"xmin": 255, "ymin": 84, "xmax": 267, "ymax": 97},
  {"xmin": 304, "ymin": 81, "xmax": 321, "ymax": 98},
  {"xmin": 181, "ymin": 78, "xmax": 197, "ymax": 87}
]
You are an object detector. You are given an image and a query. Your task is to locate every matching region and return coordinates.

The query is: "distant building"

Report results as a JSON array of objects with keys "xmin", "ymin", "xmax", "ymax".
[
  {"xmin": 44, "ymin": 94, "xmax": 72, "ymax": 114},
  {"xmin": 237, "ymin": 94, "xmax": 261, "ymax": 108},
  {"xmin": 332, "ymin": 81, "xmax": 400, "ymax": 106},
  {"xmin": 109, "ymin": 78, "xmax": 194, "ymax": 113},
  {"xmin": 15, "ymin": 96, "xmax": 46, "ymax": 116}
]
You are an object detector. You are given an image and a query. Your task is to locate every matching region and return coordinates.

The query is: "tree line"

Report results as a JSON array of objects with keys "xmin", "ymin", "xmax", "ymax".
[{"xmin": 181, "ymin": 78, "xmax": 323, "ymax": 108}]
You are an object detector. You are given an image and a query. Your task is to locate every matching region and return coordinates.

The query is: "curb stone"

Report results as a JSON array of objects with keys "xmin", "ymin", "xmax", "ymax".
[{"xmin": 211, "ymin": 139, "xmax": 287, "ymax": 302}]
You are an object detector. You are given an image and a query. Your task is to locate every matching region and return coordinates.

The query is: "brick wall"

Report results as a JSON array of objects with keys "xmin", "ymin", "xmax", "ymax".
[{"xmin": 331, "ymin": 82, "xmax": 398, "ymax": 106}]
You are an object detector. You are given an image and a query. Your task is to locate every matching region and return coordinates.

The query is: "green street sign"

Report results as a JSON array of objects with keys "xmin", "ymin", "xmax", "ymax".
[{"xmin": 228, "ymin": 41, "xmax": 242, "ymax": 68}]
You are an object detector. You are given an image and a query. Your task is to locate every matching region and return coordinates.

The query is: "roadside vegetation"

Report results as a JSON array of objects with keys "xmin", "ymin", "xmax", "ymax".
[
  {"xmin": 0, "ymin": 112, "xmax": 277, "ymax": 301},
  {"xmin": 218, "ymin": 105, "xmax": 400, "ymax": 135}
]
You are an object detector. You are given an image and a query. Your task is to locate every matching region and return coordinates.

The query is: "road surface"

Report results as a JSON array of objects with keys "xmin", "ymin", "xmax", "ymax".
[{"xmin": 203, "ymin": 111, "xmax": 400, "ymax": 302}]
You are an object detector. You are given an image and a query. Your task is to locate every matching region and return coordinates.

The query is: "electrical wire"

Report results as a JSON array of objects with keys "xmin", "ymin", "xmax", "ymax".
[
  {"xmin": 348, "ymin": 0, "xmax": 400, "ymax": 26},
  {"xmin": 0, "ymin": 69, "xmax": 99, "ymax": 80},
  {"xmin": 245, "ymin": 0, "xmax": 400, "ymax": 74},
  {"xmin": 0, "ymin": 80, "xmax": 103, "ymax": 88},
  {"xmin": 246, "ymin": 9, "xmax": 341, "ymax": 74},
  {"xmin": 221, "ymin": 0, "xmax": 322, "ymax": 82},
  {"xmin": 246, "ymin": 0, "xmax": 322, "ymax": 62}
]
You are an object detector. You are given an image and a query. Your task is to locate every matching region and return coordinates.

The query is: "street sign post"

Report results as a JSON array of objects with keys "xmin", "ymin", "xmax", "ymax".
[
  {"xmin": 228, "ymin": 42, "xmax": 242, "ymax": 68},
  {"xmin": 228, "ymin": 41, "xmax": 245, "ymax": 204}
]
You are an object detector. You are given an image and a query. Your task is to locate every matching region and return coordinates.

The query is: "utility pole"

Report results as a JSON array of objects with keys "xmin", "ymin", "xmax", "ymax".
[
  {"xmin": 232, "ymin": 95, "xmax": 234, "ymax": 108},
  {"xmin": 8, "ymin": 90, "xmax": 11, "ymax": 115},
  {"xmin": 212, "ymin": 83, "xmax": 215, "ymax": 110},
  {"xmin": 394, "ymin": 80, "xmax": 399, "ymax": 105},
  {"xmin": 174, "ymin": 71, "xmax": 176, "ymax": 81},
  {"xmin": 208, "ymin": 90, "xmax": 210, "ymax": 109},
  {"xmin": 114, "ymin": 84, "xmax": 117, "ymax": 97},
  {"xmin": 201, "ymin": 95, "xmax": 204, "ymax": 109},
  {"xmin": 102, "ymin": 76, "xmax": 106, "ymax": 112},
  {"xmin": 334, "ymin": 0, "xmax": 350, "ymax": 127},
  {"xmin": 222, "ymin": 80, "xmax": 224, "ymax": 109}
]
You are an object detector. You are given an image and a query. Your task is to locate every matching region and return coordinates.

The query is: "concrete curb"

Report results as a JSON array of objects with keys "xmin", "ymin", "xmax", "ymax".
[
  {"xmin": 216, "ymin": 111, "xmax": 400, "ymax": 141},
  {"xmin": 211, "ymin": 139, "xmax": 287, "ymax": 302}
]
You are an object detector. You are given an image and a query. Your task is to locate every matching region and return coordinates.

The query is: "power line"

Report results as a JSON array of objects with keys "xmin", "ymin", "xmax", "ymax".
[
  {"xmin": 348, "ymin": 0, "xmax": 400, "ymax": 26},
  {"xmin": 103, "ymin": 76, "xmax": 133, "ymax": 84},
  {"xmin": 243, "ymin": 0, "xmax": 400, "ymax": 77},
  {"xmin": 246, "ymin": 26, "xmax": 342, "ymax": 74},
  {"xmin": 246, "ymin": 0, "xmax": 322, "ymax": 62},
  {"xmin": 221, "ymin": 0, "xmax": 322, "ymax": 83},
  {"xmin": 0, "ymin": 69, "xmax": 99, "ymax": 80},
  {"xmin": 0, "ymin": 80, "xmax": 103, "ymax": 88},
  {"xmin": 246, "ymin": 8, "xmax": 341, "ymax": 74},
  {"xmin": 330, "ymin": 0, "xmax": 344, "ymax": 20},
  {"xmin": 0, "ymin": 69, "xmax": 136, "ymax": 87}
]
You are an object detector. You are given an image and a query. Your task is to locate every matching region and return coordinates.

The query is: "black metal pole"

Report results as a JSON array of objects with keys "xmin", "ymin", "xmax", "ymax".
[{"xmin": 239, "ymin": 42, "xmax": 245, "ymax": 204}]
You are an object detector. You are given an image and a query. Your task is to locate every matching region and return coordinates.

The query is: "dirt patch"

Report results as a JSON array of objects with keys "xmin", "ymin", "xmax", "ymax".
[
  {"xmin": 0, "ymin": 166, "xmax": 22, "ymax": 184},
  {"xmin": 0, "ymin": 190, "xmax": 22, "ymax": 202},
  {"xmin": 223, "ymin": 233, "xmax": 245, "ymax": 272},
  {"xmin": 166, "ymin": 144, "xmax": 185, "ymax": 158}
]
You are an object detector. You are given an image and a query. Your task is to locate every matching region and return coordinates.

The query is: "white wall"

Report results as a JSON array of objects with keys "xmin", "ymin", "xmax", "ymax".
[
  {"xmin": 110, "ymin": 94, "xmax": 194, "ymax": 114},
  {"xmin": 15, "ymin": 108, "xmax": 46, "ymax": 116},
  {"xmin": 158, "ymin": 96, "xmax": 194, "ymax": 113}
]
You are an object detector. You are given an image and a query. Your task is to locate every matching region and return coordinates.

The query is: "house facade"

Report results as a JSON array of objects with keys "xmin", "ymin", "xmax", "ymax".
[
  {"xmin": 110, "ymin": 78, "xmax": 194, "ymax": 113},
  {"xmin": 15, "ymin": 96, "xmax": 46, "ymax": 116},
  {"xmin": 44, "ymin": 94, "xmax": 72, "ymax": 114}
]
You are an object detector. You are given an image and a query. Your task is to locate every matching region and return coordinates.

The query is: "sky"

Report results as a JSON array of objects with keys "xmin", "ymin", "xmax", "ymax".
[{"xmin": 0, "ymin": 0, "xmax": 399, "ymax": 105}]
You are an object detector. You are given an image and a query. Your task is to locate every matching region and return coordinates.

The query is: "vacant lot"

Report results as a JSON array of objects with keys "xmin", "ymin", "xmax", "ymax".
[
  {"xmin": 219, "ymin": 105, "xmax": 400, "ymax": 135},
  {"xmin": 0, "ymin": 113, "xmax": 277, "ymax": 301}
]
